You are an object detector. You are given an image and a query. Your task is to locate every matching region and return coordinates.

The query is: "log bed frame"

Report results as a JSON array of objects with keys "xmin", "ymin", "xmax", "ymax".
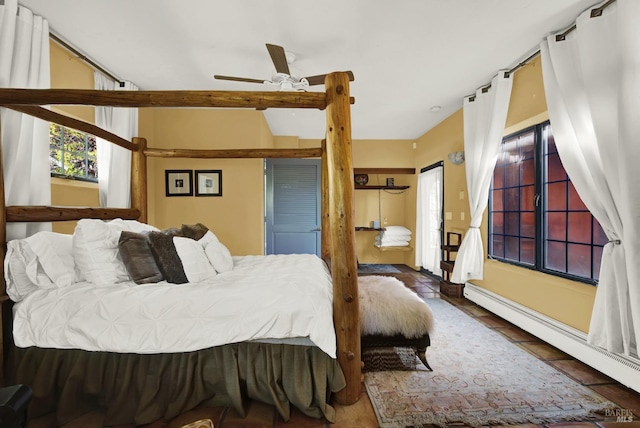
[{"xmin": 0, "ymin": 72, "xmax": 361, "ymax": 405}]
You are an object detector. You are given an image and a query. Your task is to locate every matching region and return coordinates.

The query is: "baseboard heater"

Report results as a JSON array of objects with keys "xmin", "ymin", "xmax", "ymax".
[{"xmin": 464, "ymin": 282, "xmax": 640, "ymax": 394}]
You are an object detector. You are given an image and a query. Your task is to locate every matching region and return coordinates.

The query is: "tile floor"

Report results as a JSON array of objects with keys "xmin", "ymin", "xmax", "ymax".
[{"xmin": 24, "ymin": 265, "xmax": 640, "ymax": 427}]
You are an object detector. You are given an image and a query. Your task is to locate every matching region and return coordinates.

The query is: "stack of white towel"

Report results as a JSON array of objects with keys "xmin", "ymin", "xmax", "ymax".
[{"xmin": 375, "ymin": 225, "xmax": 412, "ymax": 247}]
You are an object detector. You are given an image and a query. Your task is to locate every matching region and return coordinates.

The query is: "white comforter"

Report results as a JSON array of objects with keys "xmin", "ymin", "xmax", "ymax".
[{"xmin": 12, "ymin": 254, "xmax": 337, "ymax": 358}]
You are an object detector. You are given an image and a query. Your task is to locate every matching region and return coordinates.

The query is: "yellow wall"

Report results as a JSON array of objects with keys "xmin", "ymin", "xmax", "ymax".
[
  {"xmin": 50, "ymin": 178, "xmax": 100, "ymax": 234},
  {"xmin": 141, "ymin": 108, "xmax": 268, "ymax": 255},
  {"xmin": 49, "ymin": 41, "xmax": 94, "ymax": 123},
  {"xmin": 413, "ymin": 56, "xmax": 596, "ymax": 333}
]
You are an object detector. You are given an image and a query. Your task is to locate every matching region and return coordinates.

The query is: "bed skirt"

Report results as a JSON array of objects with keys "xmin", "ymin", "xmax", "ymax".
[{"xmin": 8, "ymin": 342, "xmax": 346, "ymax": 425}]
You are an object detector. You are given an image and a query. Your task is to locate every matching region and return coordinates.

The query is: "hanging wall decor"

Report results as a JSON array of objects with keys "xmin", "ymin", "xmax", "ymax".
[{"xmin": 165, "ymin": 170, "xmax": 193, "ymax": 197}]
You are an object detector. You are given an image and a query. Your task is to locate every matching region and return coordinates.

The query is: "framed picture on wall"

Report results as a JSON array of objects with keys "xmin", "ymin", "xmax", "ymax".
[
  {"xmin": 165, "ymin": 170, "xmax": 193, "ymax": 196},
  {"xmin": 195, "ymin": 170, "xmax": 222, "ymax": 197}
]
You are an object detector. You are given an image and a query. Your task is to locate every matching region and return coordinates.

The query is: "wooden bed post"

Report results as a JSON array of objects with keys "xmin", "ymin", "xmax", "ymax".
[
  {"xmin": 130, "ymin": 137, "xmax": 148, "ymax": 223},
  {"xmin": 325, "ymin": 72, "xmax": 360, "ymax": 405},
  {"xmin": 0, "ymin": 116, "xmax": 5, "ymax": 297},
  {"xmin": 320, "ymin": 139, "xmax": 331, "ymax": 263},
  {"xmin": 0, "ymin": 115, "xmax": 7, "ymax": 386}
]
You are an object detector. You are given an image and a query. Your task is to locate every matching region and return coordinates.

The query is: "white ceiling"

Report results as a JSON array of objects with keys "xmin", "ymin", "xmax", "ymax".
[{"xmin": 19, "ymin": 0, "xmax": 597, "ymax": 140}]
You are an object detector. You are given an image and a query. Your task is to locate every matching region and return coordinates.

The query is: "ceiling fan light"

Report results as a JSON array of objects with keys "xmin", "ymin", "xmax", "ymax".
[{"xmin": 280, "ymin": 81, "xmax": 294, "ymax": 91}]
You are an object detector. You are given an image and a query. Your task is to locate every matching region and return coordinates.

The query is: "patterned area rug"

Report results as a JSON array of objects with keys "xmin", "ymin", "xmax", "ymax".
[
  {"xmin": 364, "ymin": 298, "xmax": 618, "ymax": 428},
  {"xmin": 357, "ymin": 264, "xmax": 401, "ymax": 274}
]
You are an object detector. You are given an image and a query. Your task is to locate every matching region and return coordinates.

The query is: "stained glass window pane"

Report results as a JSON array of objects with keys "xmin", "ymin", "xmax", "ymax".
[
  {"xmin": 547, "ymin": 182, "xmax": 567, "ymax": 211},
  {"xmin": 568, "ymin": 243, "xmax": 592, "ymax": 278},
  {"xmin": 521, "ymin": 238, "xmax": 535, "ymax": 265},
  {"xmin": 546, "ymin": 241, "xmax": 567, "ymax": 272}
]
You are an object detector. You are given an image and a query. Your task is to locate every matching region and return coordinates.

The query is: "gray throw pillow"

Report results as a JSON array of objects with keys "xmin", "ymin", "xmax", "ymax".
[
  {"xmin": 147, "ymin": 228, "xmax": 188, "ymax": 284},
  {"xmin": 180, "ymin": 223, "xmax": 209, "ymax": 241},
  {"xmin": 118, "ymin": 231, "xmax": 164, "ymax": 284}
]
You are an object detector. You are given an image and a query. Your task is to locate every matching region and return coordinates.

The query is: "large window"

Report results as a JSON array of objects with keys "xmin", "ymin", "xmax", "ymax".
[
  {"xmin": 49, "ymin": 123, "xmax": 98, "ymax": 181},
  {"xmin": 488, "ymin": 122, "xmax": 605, "ymax": 283}
]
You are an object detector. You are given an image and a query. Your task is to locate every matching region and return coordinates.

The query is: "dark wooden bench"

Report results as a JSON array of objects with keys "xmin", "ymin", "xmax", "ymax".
[{"xmin": 361, "ymin": 333, "xmax": 432, "ymax": 370}]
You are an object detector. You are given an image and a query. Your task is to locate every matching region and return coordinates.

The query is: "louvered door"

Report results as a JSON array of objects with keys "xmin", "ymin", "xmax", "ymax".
[{"xmin": 265, "ymin": 159, "xmax": 321, "ymax": 255}]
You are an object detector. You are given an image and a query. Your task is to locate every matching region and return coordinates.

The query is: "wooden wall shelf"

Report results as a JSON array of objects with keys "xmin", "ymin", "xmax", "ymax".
[
  {"xmin": 374, "ymin": 245, "xmax": 413, "ymax": 252},
  {"xmin": 354, "ymin": 168, "xmax": 415, "ymax": 175},
  {"xmin": 355, "ymin": 185, "xmax": 410, "ymax": 190}
]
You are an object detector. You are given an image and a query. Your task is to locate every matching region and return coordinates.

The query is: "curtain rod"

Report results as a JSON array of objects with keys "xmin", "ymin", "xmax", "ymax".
[
  {"xmin": 468, "ymin": 0, "xmax": 615, "ymax": 101},
  {"xmin": 49, "ymin": 32, "xmax": 124, "ymax": 87}
]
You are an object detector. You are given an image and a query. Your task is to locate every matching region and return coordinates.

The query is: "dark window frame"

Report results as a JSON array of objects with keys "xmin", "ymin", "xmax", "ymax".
[{"xmin": 488, "ymin": 121, "xmax": 603, "ymax": 285}]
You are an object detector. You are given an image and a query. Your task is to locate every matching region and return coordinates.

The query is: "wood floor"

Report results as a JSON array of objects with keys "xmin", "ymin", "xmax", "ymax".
[{"xmin": 19, "ymin": 265, "xmax": 640, "ymax": 427}]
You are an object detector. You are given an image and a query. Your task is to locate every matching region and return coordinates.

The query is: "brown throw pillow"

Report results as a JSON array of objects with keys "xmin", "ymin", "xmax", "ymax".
[
  {"xmin": 180, "ymin": 223, "xmax": 209, "ymax": 241},
  {"xmin": 118, "ymin": 231, "xmax": 164, "ymax": 284},
  {"xmin": 147, "ymin": 228, "xmax": 188, "ymax": 284}
]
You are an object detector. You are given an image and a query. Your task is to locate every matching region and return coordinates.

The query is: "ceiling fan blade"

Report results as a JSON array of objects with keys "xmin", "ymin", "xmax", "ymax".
[
  {"xmin": 266, "ymin": 43, "xmax": 290, "ymax": 75},
  {"xmin": 214, "ymin": 75, "xmax": 266, "ymax": 84},
  {"xmin": 304, "ymin": 74, "xmax": 327, "ymax": 86},
  {"xmin": 304, "ymin": 71, "xmax": 355, "ymax": 86}
]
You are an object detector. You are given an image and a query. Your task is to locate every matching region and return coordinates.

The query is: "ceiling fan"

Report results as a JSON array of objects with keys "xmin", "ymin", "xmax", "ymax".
[{"xmin": 214, "ymin": 43, "xmax": 354, "ymax": 91}]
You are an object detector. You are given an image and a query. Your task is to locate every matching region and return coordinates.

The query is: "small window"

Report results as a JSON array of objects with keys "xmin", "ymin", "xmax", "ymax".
[
  {"xmin": 49, "ymin": 123, "xmax": 98, "ymax": 182},
  {"xmin": 489, "ymin": 122, "xmax": 604, "ymax": 284}
]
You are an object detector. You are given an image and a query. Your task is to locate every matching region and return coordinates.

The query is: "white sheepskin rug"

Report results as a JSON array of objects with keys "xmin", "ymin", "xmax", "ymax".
[{"xmin": 359, "ymin": 275, "xmax": 434, "ymax": 338}]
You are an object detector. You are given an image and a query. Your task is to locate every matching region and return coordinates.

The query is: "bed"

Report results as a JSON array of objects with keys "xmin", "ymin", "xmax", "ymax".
[
  {"xmin": 0, "ymin": 73, "xmax": 361, "ymax": 425},
  {"xmin": 5, "ymin": 223, "xmax": 344, "ymax": 424}
]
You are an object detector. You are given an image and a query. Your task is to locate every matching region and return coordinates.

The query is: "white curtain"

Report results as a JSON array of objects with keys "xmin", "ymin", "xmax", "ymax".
[
  {"xmin": 541, "ymin": 0, "xmax": 640, "ymax": 356},
  {"xmin": 415, "ymin": 165, "xmax": 443, "ymax": 276},
  {"xmin": 0, "ymin": 0, "xmax": 51, "ymax": 240},
  {"xmin": 451, "ymin": 72, "xmax": 513, "ymax": 284},
  {"xmin": 94, "ymin": 72, "xmax": 138, "ymax": 208}
]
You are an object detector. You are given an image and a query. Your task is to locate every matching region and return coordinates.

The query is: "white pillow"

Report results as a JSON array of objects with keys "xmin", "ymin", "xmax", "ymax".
[
  {"xmin": 5, "ymin": 239, "xmax": 47, "ymax": 301},
  {"xmin": 200, "ymin": 231, "xmax": 234, "ymax": 273},
  {"xmin": 26, "ymin": 231, "xmax": 79, "ymax": 286},
  {"xmin": 384, "ymin": 225, "xmax": 412, "ymax": 236},
  {"xmin": 4, "ymin": 232, "xmax": 79, "ymax": 302},
  {"xmin": 173, "ymin": 236, "xmax": 216, "ymax": 283},
  {"xmin": 73, "ymin": 219, "xmax": 158, "ymax": 286}
]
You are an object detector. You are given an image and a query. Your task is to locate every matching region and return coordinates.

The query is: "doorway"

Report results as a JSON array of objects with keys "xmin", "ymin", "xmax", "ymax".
[
  {"xmin": 415, "ymin": 161, "xmax": 444, "ymax": 277},
  {"xmin": 265, "ymin": 158, "xmax": 321, "ymax": 255}
]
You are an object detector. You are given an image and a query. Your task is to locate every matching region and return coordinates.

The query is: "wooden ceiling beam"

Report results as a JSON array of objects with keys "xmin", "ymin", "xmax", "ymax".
[{"xmin": 0, "ymin": 88, "xmax": 329, "ymax": 110}]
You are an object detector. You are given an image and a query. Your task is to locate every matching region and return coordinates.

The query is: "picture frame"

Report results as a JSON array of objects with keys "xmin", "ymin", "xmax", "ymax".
[
  {"xmin": 165, "ymin": 170, "xmax": 193, "ymax": 197},
  {"xmin": 195, "ymin": 170, "xmax": 222, "ymax": 197}
]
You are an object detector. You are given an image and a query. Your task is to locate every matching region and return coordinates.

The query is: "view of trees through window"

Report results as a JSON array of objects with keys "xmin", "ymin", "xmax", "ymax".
[
  {"xmin": 488, "ymin": 122, "xmax": 605, "ymax": 283},
  {"xmin": 49, "ymin": 123, "xmax": 98, "ymax": 181}
]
